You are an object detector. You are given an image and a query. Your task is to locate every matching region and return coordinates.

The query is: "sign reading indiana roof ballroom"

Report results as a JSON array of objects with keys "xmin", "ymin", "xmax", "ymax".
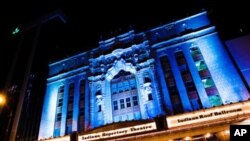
[
  {"xmin": 78, "ymin": 122, "xmax": 156, "ymax": 141},
  {"xmin": 167, "ymin": 101, "xmax": 250, "ymax": 128}
]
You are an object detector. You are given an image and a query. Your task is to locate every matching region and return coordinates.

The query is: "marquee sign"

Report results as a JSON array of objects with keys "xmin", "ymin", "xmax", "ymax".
[
  {"xmin": 167, "ymin": 101, "xmax": 250, "ymax": 128},
  {"xmin": 43, "ymin": 136, "xmax": 70, "ymax": 141},
  {"xmin": 78, "ymin": 122, "xmax": 156, "ymax": 141}
]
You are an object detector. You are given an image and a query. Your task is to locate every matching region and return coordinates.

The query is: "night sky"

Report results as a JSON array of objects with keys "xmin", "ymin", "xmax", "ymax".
[{"xmin": 1, "ymin": 0, "xmax": 250, "ymax": 89}]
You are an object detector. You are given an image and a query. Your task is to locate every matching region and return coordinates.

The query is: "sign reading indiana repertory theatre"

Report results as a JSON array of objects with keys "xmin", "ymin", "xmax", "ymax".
[
  {"xmin": 78, "ymin": 122, "xmax": 156, "ymax": 141},
  {"xmin": 167, "ymin": 101, "xmax": 250, "ymax": 128},
  {"xmin": 43, "ymin": 136, "xmax": 70, "ymax": 141}
]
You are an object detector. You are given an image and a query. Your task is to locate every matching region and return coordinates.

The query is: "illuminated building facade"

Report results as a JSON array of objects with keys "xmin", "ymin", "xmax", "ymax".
[{"xmin": 38, "ymin": 12, "xmax": 250, "ymax": 141}]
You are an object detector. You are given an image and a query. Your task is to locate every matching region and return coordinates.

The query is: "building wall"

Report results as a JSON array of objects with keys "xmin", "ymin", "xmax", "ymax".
[
  {"xmin": 226, "ymin": 35, "xmax": 250, "ymax": 87},
  {"xmin": 38, "ymin": 11, "xmax": 250, "ymax": 140},
  {"xmin": 88, "ymin": 41, "xmax": 163, "ymax": 128}
]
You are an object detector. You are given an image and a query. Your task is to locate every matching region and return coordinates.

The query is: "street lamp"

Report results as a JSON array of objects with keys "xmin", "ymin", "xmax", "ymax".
[
  {"xmin": 0, "ymin": 93, "xmax": 6, "ymax": 106},
  {"xmin": 0, "ymin": 93, "xmax": 7, "ymax": 116},
  {"xmin": 0, "ymin": 91, "xmax": 13, "ymax": 141}
]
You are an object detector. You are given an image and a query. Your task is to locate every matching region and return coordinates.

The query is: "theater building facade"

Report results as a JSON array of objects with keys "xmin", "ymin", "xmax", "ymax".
[{"xmin": 38, "ymin": 12, "xmax": 250, "ymax": 141}]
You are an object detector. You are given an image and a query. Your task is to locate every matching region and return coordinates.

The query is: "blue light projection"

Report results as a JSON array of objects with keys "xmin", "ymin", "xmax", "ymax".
[
  {"xmin": 88, "ymin": 45, "xmax": 163, "ymax": 128},
  {"xmin": 38, "ymin": 11, "xmax": 250, "ymax": 140},
  {"xmin": 197, "ymin": 33, "xmax": 250, "ymax": 103},
  {"xmin": 38, "ymin": 81, "xmax": 60, "ymax": 139}
]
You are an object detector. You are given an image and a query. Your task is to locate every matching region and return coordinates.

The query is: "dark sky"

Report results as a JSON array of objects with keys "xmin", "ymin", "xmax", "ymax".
[
  {"xmin": 1, "ymin": 0, "xmax": 250, "ymax": 58},
  {"xmin": 1, "ymin": 0, "xmax": 250, "ymax": 89}
]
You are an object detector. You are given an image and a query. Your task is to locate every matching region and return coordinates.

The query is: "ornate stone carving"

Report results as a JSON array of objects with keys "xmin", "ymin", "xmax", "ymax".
[
  {"xmin": 88, "ymin": 41, "xmax": 151, "ymax": 77},
  {"xmin": 143, "ymin": 82, "xmax": 152, "ymax": 95}
]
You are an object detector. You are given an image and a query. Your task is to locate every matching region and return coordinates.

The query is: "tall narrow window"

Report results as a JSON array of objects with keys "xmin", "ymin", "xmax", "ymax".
[
  {"xmin": 144, "ymin": 76, "xmax": 153, "ymax": 101},
  {"xmin": 126, "ymin": 98, "xmax": 131, "ymax": 107},
  {"xmin": 120, "ymin": 99, "xmax": 125, "ymax": 109},
  {"xmin": 130, "ymin": 78, "xmax": 136, "ymax": 89},
  {"xmin": 96, "ymin": 90, "xmax": 102, "ymax": 112},
  {"xmin": 160, "ymin": 56, "xmax": 183, "ymax": 114},
  {"xmin": 78, "ymin": 80, "xmax": 85, "ymax": 131},
  {"xmin": 175, "ymin": 51, "xmax": 202, "ymax": 110},
  {"xmin": 98, "ymin": 105, "xmax": 102, "ymax": 112},
  {"xmin": 66, "ymin": 83, "xmax": 74, "ymax": 134},
  {"xmin": 148, "ymin": 94, "xmax": 153, "ymax": 101},
  {"xmin": 190, "ymin": 47, "xmax": 222, "ymax": 107},
  {"xmin": 111, "ymin": 84, "xmax": 117, "ymax": 94},
  {"xmin": 113, "ymin": 101, "xmax": 118, "ymax": 110},
  {"xmin": 133, "ymin": 96, "xmax": 138, "ymax": 106},
  {"xmin": 54, "ymin": 86, "xmax": 64, "ymax": 137}
]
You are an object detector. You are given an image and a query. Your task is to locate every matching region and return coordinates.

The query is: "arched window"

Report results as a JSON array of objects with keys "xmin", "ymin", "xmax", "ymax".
[
  {"xmin": 96, "ymin": 89, "xmax": 102, "ymax": 112},
  {"xmin": 111, "ymin": 70, "xmax": 141, "ymax": 122},
  {"xmin": 143, "ymin": 73, "xmax": 153, "ymax": 101}
]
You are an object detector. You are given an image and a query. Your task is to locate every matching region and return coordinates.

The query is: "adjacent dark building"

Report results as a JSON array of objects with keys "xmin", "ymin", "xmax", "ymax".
[
  {"xmin": 0, "ymin": 11, "xmax": 66, "ymax": 141},
  {"xmin": 226, "ymin": 35, "xmax": 250, "ymax": 87}
]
